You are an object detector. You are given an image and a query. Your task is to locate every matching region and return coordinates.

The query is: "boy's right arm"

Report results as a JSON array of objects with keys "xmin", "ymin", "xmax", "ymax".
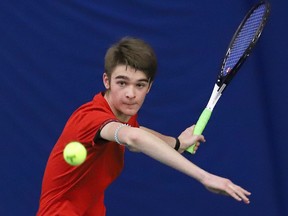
[{"xmin": 99, "ymin": 122, "xmax": 251, "ymax": 204}]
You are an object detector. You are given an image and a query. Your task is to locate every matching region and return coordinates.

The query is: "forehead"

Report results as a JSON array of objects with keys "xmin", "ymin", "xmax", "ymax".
[{"xmin": 111, "ymin": 65, "xmax": 149, "ymax": 81}]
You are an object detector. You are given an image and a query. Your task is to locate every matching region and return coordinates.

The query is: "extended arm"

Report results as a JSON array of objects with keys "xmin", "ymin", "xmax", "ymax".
[
  {"xmin": 100, "ymin": 122, "xmax": 251, "ymax": 204},
  {"xmin": 140, "ymin": 125, "xmax": 203, "ymax": 153}
]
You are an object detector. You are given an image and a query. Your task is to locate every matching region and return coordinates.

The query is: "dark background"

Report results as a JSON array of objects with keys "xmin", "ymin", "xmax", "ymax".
[{"xmin": 1, "ymin": 0, "xmax": 287, "ymax": 215}]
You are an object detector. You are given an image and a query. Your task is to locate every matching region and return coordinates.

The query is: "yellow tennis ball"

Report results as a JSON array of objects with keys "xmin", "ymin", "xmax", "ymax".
[{"xmin": 63, "ymin": 141, "xmax": 87, "ymax": 166}]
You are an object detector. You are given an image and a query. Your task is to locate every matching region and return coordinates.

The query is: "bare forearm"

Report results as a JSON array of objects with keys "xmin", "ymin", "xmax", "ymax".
[
  {"xmin": 140, "ymin": 126, "xmax": 176, "ymax": 148},
  {"xmin": 101, "ymin": 123, "xmax": 207, "ymax": 182},
  {"xmin": 126, "ymin": 130, "xmax": 251, "ymax": 204},
  {"xmin": 124, "ymin": 127, "xmax": 208, "ymax": 182}
]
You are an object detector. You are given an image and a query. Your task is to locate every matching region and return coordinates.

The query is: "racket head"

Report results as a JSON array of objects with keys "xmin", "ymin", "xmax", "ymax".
[{"xmin": 217, "ymin": 1, "xmax": 271, "ymax": 88}]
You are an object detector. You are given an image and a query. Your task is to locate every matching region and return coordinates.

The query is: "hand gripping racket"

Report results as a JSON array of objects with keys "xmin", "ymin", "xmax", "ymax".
[{"xmin": 187, "ymin": 1, "xmax": 270, "ymax": 154}]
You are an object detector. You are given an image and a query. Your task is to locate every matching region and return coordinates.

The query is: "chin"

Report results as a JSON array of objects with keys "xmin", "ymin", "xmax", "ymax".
[
  {"xmin": 122, "ymin": 108, "xmax": 138, "ymax": 116},
  {"xmin": 124, "ymin": 111, "xmax": 137, "ymax": 116}
]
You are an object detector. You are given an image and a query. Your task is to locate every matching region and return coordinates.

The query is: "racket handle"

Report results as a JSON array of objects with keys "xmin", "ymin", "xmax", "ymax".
[{"xmin": 186, "ymin": 108, "xmax": 212, "ymax": 154}]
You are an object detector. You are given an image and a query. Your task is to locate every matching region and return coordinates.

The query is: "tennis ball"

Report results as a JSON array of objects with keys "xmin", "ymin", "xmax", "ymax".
[{"xmin": 63, "ymin": 141, "xmax": 87, "ymax": 166}]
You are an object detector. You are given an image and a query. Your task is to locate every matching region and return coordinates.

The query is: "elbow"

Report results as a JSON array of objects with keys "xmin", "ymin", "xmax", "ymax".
[{"xmin": 125, "ymin": 128, "xmax": 143, "ymax": 152}]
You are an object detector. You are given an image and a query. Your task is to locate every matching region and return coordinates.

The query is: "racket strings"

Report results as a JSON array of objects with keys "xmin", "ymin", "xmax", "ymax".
[{"xmin": 223, "ymin": 4, "xmax": 267, "ymax": 75}]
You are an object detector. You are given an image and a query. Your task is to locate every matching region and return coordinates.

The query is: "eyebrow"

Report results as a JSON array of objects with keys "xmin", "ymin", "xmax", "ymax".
[{"xmin": 115, "ymin": 75, "xmax": 149, "ymax": 83}]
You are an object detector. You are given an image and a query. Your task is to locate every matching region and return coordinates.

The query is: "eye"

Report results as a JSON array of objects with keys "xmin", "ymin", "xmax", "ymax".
[
  {"xmin": 117, "ymin": 81, "xmax": 126, "ymax": 87},
  {"xmin": 136, "ymin": 83, "xmax": 147, "ymax": 89}
]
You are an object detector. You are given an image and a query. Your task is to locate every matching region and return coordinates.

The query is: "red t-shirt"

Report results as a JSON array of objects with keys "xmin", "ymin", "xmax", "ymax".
[{"xmin": 37, "ymin": 92, "xmax": 139, "ymax": 216}]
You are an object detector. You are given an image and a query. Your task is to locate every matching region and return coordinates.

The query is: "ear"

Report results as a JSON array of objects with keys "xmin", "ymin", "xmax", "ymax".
[
  {"xmin": 146, "ymin": 81, "xmax": 153, "ymax": 94},
  {"xmin": 103, "ymin": 73, "xmax": 110, "ymax": 89}
]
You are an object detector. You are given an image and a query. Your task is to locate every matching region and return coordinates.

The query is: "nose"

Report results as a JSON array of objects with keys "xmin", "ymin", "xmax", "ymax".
[{"xmin": 125, "ymin": 86, "xmax": 136, "ymax": 98}]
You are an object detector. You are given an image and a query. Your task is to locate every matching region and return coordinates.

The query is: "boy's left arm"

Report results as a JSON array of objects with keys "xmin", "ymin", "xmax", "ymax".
[
  {"xmin": 140, "ymin": 126, "xmax": 175, "ymax": 147},
  {"xmin": 140, "ymin": 125, "xmax": 204, "ymax": 153}
]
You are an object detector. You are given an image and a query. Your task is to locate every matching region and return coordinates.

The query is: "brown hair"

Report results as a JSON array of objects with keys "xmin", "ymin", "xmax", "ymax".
[{"xmin": 104, "ymin": 37, "xmax": 157, "ymax": 82}]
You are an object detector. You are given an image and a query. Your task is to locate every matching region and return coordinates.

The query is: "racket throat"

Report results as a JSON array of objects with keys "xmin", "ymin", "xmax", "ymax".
[{"xmin": 206, "ymin": 84, "xmax": 226, "ymax": 110}]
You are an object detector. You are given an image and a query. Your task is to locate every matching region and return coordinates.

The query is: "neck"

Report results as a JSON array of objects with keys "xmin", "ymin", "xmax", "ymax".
[{"xmin": 103, "ymin": 91, "xmax": 130, "ymax": 123}]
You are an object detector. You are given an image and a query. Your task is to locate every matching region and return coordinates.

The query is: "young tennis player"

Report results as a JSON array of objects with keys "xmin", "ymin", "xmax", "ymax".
[{"xmin": 37, "ymin": 37, "xmax": 251, "ymax": 215}]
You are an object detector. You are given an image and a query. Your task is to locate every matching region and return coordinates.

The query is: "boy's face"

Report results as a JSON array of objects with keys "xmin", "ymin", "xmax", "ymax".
[{"xmin": 103, "ymin": 65, "xmax": 152, "ymax": 122}]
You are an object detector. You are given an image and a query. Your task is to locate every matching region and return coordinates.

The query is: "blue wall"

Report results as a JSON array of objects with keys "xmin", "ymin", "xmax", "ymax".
[{"xmin": 1, "ymin": 0, "xmax": 287, "ymax": 215}]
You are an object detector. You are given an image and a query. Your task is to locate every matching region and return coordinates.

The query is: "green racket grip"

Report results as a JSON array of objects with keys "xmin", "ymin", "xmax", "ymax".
[{"xmin": 186, "ymin": 108, "xmax": 212, "ymax": 154}]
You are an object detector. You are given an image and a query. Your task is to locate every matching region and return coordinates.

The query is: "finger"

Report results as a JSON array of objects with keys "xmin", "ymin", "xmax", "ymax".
[
  {"xmin": 236, "ymin": 191, "xmax": 250, "ymax": 204},
  {"xmin": 235, "ymin": 187, "xmax": 251, "ymax": 204},
  {"xmin": 228, "ymin": 185, "xmax": 251, "ymax": 204},
  {"xmin": 225, "ymin": 186, "xmax": 243, "ymax": 202},
  {"xmin": 242, "ymin": 188, "xmax": 251, "ymax": 196},
  {"xmin": 197, "ymin": 135, "xmax": 206, "ymax": 142},
  {"xmin": 231, "ymin": 192, "xmax": 243, "ymax": 202},
  {"xmin": 193, "ymin": 142, "xmax": 201, "ymax": 151},
  {"xmin": 189, "ymin": 125, "xmax": 196, "ymax": 133}
]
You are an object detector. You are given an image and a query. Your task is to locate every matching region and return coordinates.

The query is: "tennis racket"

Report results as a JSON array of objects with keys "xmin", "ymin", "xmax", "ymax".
[{"xmin": 187, "ymin": 1, "xmax": 270, "ymax": 154}]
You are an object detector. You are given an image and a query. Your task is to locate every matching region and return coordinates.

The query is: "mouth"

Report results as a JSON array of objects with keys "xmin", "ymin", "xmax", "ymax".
[
  {"xmin": 123, "ymin": 102, "xmax": 139, "ymax": 111},
  {"xmin": 124, "ymin": 103, "xmax": 137, "ymax": 107}
]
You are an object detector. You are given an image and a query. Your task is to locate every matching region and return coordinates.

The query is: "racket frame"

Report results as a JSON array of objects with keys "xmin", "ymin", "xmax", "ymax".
[
  {"xmin": 217, "ymin": 0, "xmax": 270, "ymax": 90},
  {"xmin": 186, "ymin": 1, "xmax": 270, "ymax": 154}
]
